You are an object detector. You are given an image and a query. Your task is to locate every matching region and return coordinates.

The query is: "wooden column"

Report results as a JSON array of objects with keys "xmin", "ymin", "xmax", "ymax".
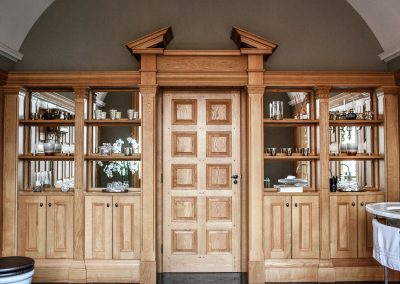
[
  {"xmin": 382, "ymin": 87, "xmax": 400, "ymax": 202},
  {"xmin": 247, "ymin": 85, "xmax": 265, "ymax": 284},
  {"xmin": 2, "ymin": 86, "xmax": 22, "ymax": 256},
  {"xmin": 140, "ymin": 84, "xmax": 157, "ymax": 284},
  {"xmin": 140, "ymin": 53, "xmax": 158, "ymax": 284},
  {"xmin": 0, "ymin": 72, "xmax": 7, "ymax": 253},
  {"xmin": 68, "ymin": 87, "xmax": 88, "ymax": 282},
  {"xmin": 316, "ymin": 86, "xmax": 335, "ymax": 282}
]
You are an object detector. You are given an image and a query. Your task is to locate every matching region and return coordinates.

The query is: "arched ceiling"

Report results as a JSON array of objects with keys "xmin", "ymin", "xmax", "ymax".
[
  {"xmin": 0, "ymin": 0, "xmax": 399, "ymax": 63},
  {"xmin": 0, "ymin": 0, "xmax": 53, "ymax": 61},
  {"xmin": 347, "ymin": 0, "xmax": 400, "ymax": 62}
]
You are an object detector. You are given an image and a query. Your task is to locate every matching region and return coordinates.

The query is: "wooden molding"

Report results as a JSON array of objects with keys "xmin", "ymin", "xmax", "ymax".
[
  {"xmin": 246, "ymin": 85, "xmax": 265, "ymax": 95},
  {"xmin": 231, "ymin": 26, "xmax": 278, "ymax": 59},
  {"xmin": 6, "ymin": 71, "xmax": 141, "ymax": 88},
  {"xmin": 3, "ymin": 85, "xmax": 24, "ymax": 96},
  {"xmin": 378, "ymin": 86, "xmax": 400, "ymax": 96},
  {"xmin": 126, "ymin": 27, "xmax": 173, "ymax": 59}
]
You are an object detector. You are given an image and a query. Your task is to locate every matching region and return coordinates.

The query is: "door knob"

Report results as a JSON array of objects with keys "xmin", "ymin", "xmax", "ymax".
[
  {"xmin": 48, "ymin": 203, "xmax": 52, "ymax": 207},
  {"xmin": 352, "ymin": 202, "xmax": 355, "ymax": 207},
  {"xmin": 106, "ymin": 203, "xmax": 110, "ymax": 208},
  {"xmin": 231, "ymin": 174, "xmax": 239, "ymax": 184},
  {"xmin": 115, "ymin": 203, "xmax": 119, "ymax": 208},
  {"xmin": 285, "ymin": 203, "xmax": 290, "ymax": 207},
  {"xmin": 39, "ymin": 203, "xmax": 43, "ymax": 207}
]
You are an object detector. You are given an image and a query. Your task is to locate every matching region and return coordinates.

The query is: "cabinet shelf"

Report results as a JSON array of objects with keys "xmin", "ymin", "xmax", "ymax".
[
  {"xmin": 329, "ymin": 155, "xmax": 384, "ymax": 161},
  {"xmin": 85, "ymin": 119, "xmax": 141, "ymax": 126},
  {"xmin": 329, "ymin": 119, "xmax": 383, "ymax": 126},
  {"xmin": 264, "ymin": 155, "xmax": 319, "ymax": 161},
  {"xmin": 19, "ymin": 119, "xmax": 75, "ymax": 126},
  {"xmin": 19, "ymin": 154, "xmax": 74, "ymax": 161},
  {"xmin": 19, "ymin": 191, "xmax": 75, "ymax": 196},
  {"xmin": 263, "ymin": 118, "xmax": 319, "ymax": 127},
  {"xmin": 85, "ymin": 154, "xmax": 141, "ymax": 161}
]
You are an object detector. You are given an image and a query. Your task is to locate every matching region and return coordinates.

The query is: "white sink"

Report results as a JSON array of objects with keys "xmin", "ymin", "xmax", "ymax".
[{"xmin": 366, "ymin": 202, "xmax": 400, "ymax": 219}]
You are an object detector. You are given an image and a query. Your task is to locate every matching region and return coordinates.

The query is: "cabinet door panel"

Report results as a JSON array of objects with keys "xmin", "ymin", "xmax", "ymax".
[
  {"xmin": 292, "ymin": 196, "xmax": 319, "ymax": 258},
  {"xmin": 358, "ymin": 194, "xmax": 384, "ymax": 258},
  {"xmin": 46, "ymin": 196, "xmax": 74, "ymax": 258},
  {"xmin": 113, "ymin": 196, "xmax": 141, "ymax": 259},
  {"xmin": 85, "ymin": 196, "xmax": 113, "ymax": 259},
  {"xmin": 18, "ymin": 196, "xmax": 46, "ymax": 258},
  {"xmin": 330, "ymin": 195, "xmax": 357, "ymax": 258},
  {"xmin": 264, "ymin": 196, "xmax": 291, "ymax": 259}
]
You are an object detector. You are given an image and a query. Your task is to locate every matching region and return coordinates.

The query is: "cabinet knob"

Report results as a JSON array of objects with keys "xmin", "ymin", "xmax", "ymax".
[
  {"xmin": 285, "ymin": 203, "xmax": 289, "ymax": 207},
  {"xmin": 39, "ymin": 203, "xmax": 43, "ymax": 207},
  {"xmin": 294, "ymin": 203, "xmax": 298, "ymax": 207},
  {"xmin": 48, "ymin": 203, "xmax": 52, "ymax": 207},
  {"xmin": 352, "ymin": 202, "xmax": 355, "ymax": 207},
  {"xmin": 360, "ymin": 202, "xmax": 364, "ymax": 207},
  {"xmin": 115, "ymin": 203, "xmax": 119, "ymax": 208},
  {"xmin": 106, "ymin": 203, "xmax": 110, "ymax": 208}
]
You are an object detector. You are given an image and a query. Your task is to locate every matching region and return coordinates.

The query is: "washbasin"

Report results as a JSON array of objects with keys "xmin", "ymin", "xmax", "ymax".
[{"xmin": 366, "ymin": 202, "xmax": 400, "ymax": 220}]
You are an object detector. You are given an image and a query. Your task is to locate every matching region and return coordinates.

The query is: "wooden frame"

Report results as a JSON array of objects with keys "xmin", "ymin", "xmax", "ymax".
[{"xmin": 1, "ymin": 26, "xmax": 400, "ymax": 283}]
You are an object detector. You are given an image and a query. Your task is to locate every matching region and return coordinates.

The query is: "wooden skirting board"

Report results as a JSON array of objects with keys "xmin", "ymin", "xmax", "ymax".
[
  {"xmin": 32, "ymin": 259, "xmax": 140, "ymax": 283},
  {"xmin": 264, "ymin": 259, "xmax": 400, "ymax": 282}
]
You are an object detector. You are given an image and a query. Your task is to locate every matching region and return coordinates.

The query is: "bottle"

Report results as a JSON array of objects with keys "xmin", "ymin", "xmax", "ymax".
[{"xmin": 329, "ymin": 176, "xmax": 337, "ymax": 192}]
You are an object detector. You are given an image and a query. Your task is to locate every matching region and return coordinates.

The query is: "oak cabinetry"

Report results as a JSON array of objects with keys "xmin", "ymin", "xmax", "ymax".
[
  {"xmin": 264, "ymin": 195, "xmax": 319, "ymax": 259},
  {"xmin": 330, "ymin": 194, "xmax": 384, "ymax": 259},
  {"xmin": 18, "ymin": 195, "xmax": 74, "ymax": 259},
  {"xmin": 85, "ymin": 195, "xmax": 140, "ymax": 260}
]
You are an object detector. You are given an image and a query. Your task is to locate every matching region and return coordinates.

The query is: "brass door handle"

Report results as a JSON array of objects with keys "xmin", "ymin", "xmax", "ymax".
[
  {"xmin": 106, "ymin": 203, "xmax": 110, "ymax": 208},
  {"xmin": 352, "ymin": 202, "xmax": 355, "ymax": 207},
  {"xmin": 115, "ymin": 203, "xmax": 119, "ymax": 208},
  {"xmin": 360, "ymin": 202, "xmax": 364, "ymax": 207},
  {"xmin": 39, "ymin": 203, "xmax": 43, "ymax": 207},
  {"xmin": 286, "ymin": 203, "xmax": 290, "ymax": 207},
  {"xmin": 294, "ymin": 203, "xmax": 298, "ymax": 207},
  {"xmin": 48, "ymin": 203, "xmax": 52, "ymax": 207}
]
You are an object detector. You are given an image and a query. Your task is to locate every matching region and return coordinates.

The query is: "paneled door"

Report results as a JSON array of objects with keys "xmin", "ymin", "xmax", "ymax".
[{"xmin": 163, "ymin": 90, "xmax": 241, "ymax": 272}]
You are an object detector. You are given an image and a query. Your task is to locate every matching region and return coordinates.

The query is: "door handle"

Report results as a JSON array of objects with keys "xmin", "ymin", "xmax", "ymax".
[
  {"xmin": 231, "ymin": 174, "xmax": 239, "ymax": 184},
  {"xmin": 115, "ymin": 203, "xmax": 119, "ymax": 208},
  {"xmin": 48, "ymin": 203, "xmax": 52, "ymax": 208}
]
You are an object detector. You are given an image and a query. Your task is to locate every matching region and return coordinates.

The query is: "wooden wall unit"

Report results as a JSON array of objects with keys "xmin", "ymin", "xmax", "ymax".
[{"xmin": 1, "ymin": 26, "xmax": 400, "ymax": 283}]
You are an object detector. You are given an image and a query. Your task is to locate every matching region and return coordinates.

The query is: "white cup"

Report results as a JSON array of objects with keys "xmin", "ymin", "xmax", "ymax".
[
  {"xmin": 109, "ymin": 109, "xmax": 117, "ymax": 120},
  {"xmin": 127, "ymin": 109, "xmax": 134, "ymax": 120},
  {"xmin": 116, "ymin": 112, "xmax": 121, "ymax": 119}
]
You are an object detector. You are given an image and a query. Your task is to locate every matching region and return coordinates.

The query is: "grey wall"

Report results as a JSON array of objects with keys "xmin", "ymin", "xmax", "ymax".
[
  {"xmin": 9, "ymin": 0, "xmax": 387, "ymax": 71},
  {"xmin": 388, "ymin": 56, "xmax": 400, "ymax": 72},
  {"xmin": 0, "ymin": 56, "xmax": 14, "ymax": 71}
]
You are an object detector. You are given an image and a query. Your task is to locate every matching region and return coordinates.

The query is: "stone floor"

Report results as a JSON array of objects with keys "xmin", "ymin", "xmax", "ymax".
[{"xmin": 157, "ymin": 273, "xmax": 388, "ymax": 284}]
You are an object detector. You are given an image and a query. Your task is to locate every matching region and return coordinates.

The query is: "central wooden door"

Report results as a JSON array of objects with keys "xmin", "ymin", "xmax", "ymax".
[{"xmin": 163, "ymin": 90, "xmax": 241, "ymax": 272}]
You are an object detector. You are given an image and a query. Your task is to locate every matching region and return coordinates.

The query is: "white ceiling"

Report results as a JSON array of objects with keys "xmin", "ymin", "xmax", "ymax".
[
  {"xmin": 0, "ymin": 0, "xmax": 53, "ymax": 61},
  {"xmin": 347, "ymin": 0, "xmax": 400, "ymax": 62},
  {"xmin": 0, "ymin": 0, "xmax": 399, "ymax": 63}
]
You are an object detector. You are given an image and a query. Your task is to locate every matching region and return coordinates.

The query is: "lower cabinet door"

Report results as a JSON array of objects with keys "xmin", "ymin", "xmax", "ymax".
[
  {"xmin": 292, "ymin": 195, "xmax": 319, "ymax": 258},
  {"xmin": 358, "ymin": 194, "xmax": 384, "ymax": 258},
  {"xmin": 18, "ymin": 196, "xmax": 46, "ymax": 258},
  {"xmin": 46, "ymin": 196, "xmax": 74, "ymax": 258},
  {"xmin": 264, "ymin": 195, "xmax": 291, "ymax": 259},
  {"xmin": 85, "ymin": 196, "xmax": 113, "ymax": 259},
  {"xmin": 330, "ymin": 195, "xmax": 357, "ymax": 258},
  {"xmin": 112, "ymin": 196, "xmax": 141, "ymax": 259}
]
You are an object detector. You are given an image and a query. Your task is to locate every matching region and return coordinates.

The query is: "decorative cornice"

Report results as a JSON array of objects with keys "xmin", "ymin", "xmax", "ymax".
[
  {"xmin": 32, "ymin": 92, "xmax": 75, "ymax": 112},
  {"xmin": 0, "ymin": 41, "xmax": 23, "ymax": 62},
  {"xmin": 246, "ymin": 85, "xmax": 266, "ymax": 95},
  {"xmin": 377, "ymin": 86, "xmax": 400, "ymax": 96},
  {"xmin": 126, "ymin": 27, "xmax": 173, "ymax": 59},
  {"xmin": 316, "ymin": 86, "xmax": 331, "ymax": 100},
  {"xmin": 139, "ymin": 84, "xmax": 158, "ymax": 96},
  {"xmin": 3, "ymin": 85, "xmax": 26, "ymax": 95},
  {"xmin": 231, "ymin": 26, "xmax": 278, "ymax": 60},
  {"xmin": 378, "ymin": 42, "xmax": 400, "ymax": 62}
]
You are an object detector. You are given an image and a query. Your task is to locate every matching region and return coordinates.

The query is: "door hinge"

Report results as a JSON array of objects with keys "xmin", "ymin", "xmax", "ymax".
[{"xmin": 161, "ymin": 244, "xmax": 163, "ymax": 254}]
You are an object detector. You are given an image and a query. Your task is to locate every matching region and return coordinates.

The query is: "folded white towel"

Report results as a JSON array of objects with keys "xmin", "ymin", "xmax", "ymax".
[{"xmin": 373, "ymin": 219, "xmax": 400, "ymax": 271}]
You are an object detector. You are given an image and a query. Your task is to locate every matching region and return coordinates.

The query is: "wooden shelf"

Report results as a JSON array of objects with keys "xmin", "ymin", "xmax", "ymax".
[
  {"xmin": 85, "ymin": 154, "xmax": 141, "ymax": 161},
  {"xmin": 263, "ymin": 118, "xmax": 319, "ymax": 127},
  {"xmin": 19, "ymin": 119, "xmax": 75, "ymax": 126},
  {"xmin": 329, "ymin": 155, "xmax": 384, "ymax": 160},
  {"xmin": 264, "ymin": 155, "xmax": 319, "ymax": 161},
  {"xmin": 19, "ymin": 154, "xmax": 74, "ymax": 161},
  {"xmin": 329, "ymin": 119, "xmax": 383, "ymax": 126},
  {"xmin": 85, "ymin": 119, "xmax": 141, "ymax": 126}
]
